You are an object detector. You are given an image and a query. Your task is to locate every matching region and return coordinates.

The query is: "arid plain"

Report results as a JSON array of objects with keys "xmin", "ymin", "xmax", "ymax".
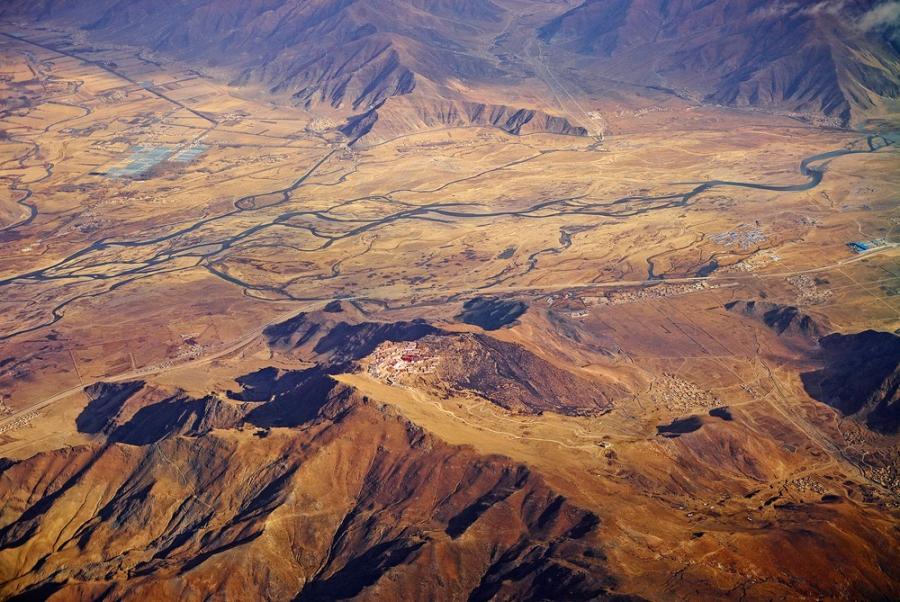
[{"xmin": 1, "ymin": 16, "xmax": 899, "ymax": 602}]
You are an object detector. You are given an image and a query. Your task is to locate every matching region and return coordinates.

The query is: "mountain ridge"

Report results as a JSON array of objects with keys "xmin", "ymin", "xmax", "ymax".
[{"xmin": 3, "ymin": 0, "xmax": 899, "ymax": 141}]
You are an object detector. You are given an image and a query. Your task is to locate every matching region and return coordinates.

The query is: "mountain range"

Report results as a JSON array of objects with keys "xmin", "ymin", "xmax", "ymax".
[{"xmin": 3, "ymin": 0, "xmax": 899, "ymax": 140}]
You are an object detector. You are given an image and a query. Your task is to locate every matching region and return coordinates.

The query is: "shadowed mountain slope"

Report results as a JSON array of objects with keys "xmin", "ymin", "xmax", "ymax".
[{"xmin": 801, "ymin": 329, "xmax": 900, "ymax": 434}]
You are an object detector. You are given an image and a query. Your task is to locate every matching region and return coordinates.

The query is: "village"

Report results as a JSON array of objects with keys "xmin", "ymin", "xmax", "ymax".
[
  {"xmin": 646, "ymin": 372, "xmax": 721, "ymax": 412},
  {"xmin": 787, "ymin": 274, "xmax": 834, "ymax": 305},
  {"xmin": 544, "ymin": 281, "xmax": 719, "ymax": 318},
  {"xmin": 593, "ymin": 281, "xmax": 718, "ymax": 307}
]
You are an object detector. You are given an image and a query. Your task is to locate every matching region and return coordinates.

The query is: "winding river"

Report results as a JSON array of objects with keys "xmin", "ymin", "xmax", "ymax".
[{"xmin": 0, "ymin": 132, "xmax": 894, "ymax": 342}]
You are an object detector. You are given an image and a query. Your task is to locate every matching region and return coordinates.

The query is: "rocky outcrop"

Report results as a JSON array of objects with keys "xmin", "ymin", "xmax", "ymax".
[
  {"xmin": 418, "ymin": 100, "xmax": 588, "ymax": 136},
  {"xmin": 409, "ymin": 333, "xmax": 623, "ymax": 416},
  {"xmin": 78, "ymin": 381, "xmax": 246, "ymax": 443},
  {"xmin": 656, "ymin": 415, "xmax": 704, "ymax": 438},
  {"xmin": 264, "ymin": 311, "xmax": 439, "ymax": 363},
  {"xmin": 801, "ymin": 330, "xmax": 900, "ymax": 434},
  {"xmin": 78, "ymin": 380, "xmax": 146, "ymax": 434},
  {"xmin": 342, "ymin": 99, "xmax": 588, "ymax": 145},
  {"xmin": 456, "ymin": 296, "xmax": 527, "ymax": 331},
  {"xmin": 725, "ymin": 300, "xmax": 826, "ymax": 339},
  {"xmin": 339, "ymin": 104, "xmax": 383, "ymax": 145}
]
